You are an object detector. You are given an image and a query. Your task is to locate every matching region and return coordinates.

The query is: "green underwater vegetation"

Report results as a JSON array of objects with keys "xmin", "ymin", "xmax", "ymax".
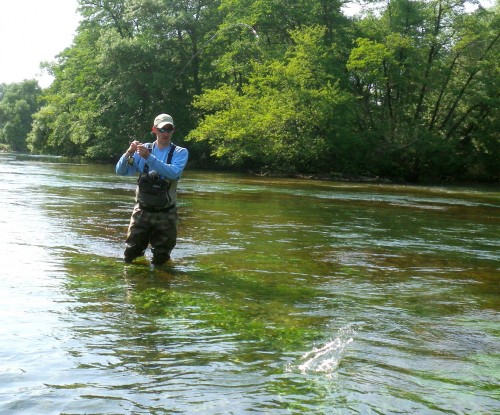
[{"xmin": 64, "ymin": 253, "xmax": 324, "ymax": 353}]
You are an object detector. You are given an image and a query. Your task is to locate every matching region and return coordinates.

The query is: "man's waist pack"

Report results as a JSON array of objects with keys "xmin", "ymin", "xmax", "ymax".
[
  {"xmin": 137, "ymin": 171, "xmax": 171, "ymax": 207},
  {"xmin": 138, "ymin": 171, "xmax": 167, "ymax": 195},
  {"xmin": 136, "ymin": 144, "xmax": 177, "ymax": 208}
]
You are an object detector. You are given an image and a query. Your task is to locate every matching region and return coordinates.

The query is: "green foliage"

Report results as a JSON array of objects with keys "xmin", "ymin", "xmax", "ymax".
[
  {"xmin": 189, "ymin": 25, "xmax": 357, "ymax": 173},
  {"xmin": 0, "ymin": 80, "xmax": 42, "ymax": 151},
  {"xmin": 345, "ymin": 0, "xmax": 499, "ymax": 181},
  {"xmin": 27, "ymin": 28, "xmax": 105, "ymax": 156},
  {"xmin": 3, "ymin": 0, "xmax": 497, "ymax": 182}
]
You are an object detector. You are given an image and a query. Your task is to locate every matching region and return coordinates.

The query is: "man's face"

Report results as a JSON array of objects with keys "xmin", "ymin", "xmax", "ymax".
[{"xmin": 154, "ymin": 124, "xmax": 174, "ymax": 140}]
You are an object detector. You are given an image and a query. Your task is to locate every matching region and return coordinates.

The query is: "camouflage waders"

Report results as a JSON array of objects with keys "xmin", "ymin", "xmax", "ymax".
[{"xmin": 124, "ymin": 203, "xmax": 178, "ymax": 265}]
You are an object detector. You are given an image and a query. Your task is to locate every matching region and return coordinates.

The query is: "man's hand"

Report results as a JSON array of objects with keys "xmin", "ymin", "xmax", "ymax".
[
  {"xmin": 127, "ymin": 140, "xmax": 140, "ymax": 156},
  {"xmin": 137, "ymin": 143, "xmax": 151, "ymax": 159}
]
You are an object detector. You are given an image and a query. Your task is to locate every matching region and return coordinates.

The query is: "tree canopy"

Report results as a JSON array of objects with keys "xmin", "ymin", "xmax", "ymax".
[
  {"xmin": 0, "ymin": 80, "xmax": 42, "ymax": 152},
  {"xmin": 1, "ymin": 0, "xmax": 498, "ymax": 182}
]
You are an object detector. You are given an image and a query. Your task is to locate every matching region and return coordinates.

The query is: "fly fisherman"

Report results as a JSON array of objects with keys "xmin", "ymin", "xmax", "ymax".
[{"xmin": 116, "ymin": 113, "xmax": 189, "ymax": 266}]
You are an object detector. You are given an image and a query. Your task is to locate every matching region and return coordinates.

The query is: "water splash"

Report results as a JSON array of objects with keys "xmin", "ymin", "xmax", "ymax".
[{"xmin": 291, "ymin": 324, "xmax": 359, "ymax": 377}]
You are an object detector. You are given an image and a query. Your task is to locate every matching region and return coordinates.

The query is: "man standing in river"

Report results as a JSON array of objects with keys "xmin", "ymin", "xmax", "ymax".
[{"xmin": 116, "ymin": 113, "xmax": 188, "ymax": 266}]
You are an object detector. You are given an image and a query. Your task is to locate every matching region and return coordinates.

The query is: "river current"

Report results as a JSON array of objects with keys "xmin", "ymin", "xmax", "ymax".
[{"xmin": 0, "ymin": 153, "xmax": 498, "ymax": 414}]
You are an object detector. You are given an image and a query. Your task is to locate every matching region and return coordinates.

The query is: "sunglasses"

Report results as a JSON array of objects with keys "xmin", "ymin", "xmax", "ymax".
[{"xmin": 156, "ymin": 125, "xmax": 174, "ymax": 133}]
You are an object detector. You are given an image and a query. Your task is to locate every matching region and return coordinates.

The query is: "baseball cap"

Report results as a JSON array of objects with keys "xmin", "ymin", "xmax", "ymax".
[{"xmin": 154, "ymin": 113, "xmax": 175, "ymax": 128}]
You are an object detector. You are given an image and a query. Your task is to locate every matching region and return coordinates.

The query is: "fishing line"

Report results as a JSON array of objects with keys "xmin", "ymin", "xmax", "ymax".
[{"xmin": 169, "ymin": 23, "xmax": 259, "ymax": 90}]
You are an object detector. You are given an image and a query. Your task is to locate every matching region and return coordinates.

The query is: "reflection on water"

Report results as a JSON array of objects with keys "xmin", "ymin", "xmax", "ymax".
[{"xmin": 0, "ymin": 153, "xmax": 499, "ymax": 414}]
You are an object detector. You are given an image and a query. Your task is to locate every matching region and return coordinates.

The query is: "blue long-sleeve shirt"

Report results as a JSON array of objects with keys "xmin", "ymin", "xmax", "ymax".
[{"xmin": 116, "ymin": 142, "xmax": 188, "ymax": 180}]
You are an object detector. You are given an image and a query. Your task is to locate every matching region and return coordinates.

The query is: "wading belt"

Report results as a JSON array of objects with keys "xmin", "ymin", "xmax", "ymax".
[{"xmin": 140, "ymin": 203, "xmax": 176, "ymax": 213}]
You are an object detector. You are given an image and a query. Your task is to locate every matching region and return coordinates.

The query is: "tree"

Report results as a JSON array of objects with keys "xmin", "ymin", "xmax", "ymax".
[
  {"xmin": 28, "ymin": 0, "xmax": 223, "ymax": 158},
  {"xmin": 27, "ymin": 28, "xmax": 104, "ymax": 157},
  {"xmin": 347, "ymin": 0, "xmax": 499, "ymax": 181},
  {"xmin": 188, "ymin": 25, "xmax": 356, "ymax": 173},
  {"xmin": 0, "ymin": 80, "xmax": 42, "ymax": 152},
  {"xmin": 21, "ymin": 0, "xmax": 499, "ymax": 182}
]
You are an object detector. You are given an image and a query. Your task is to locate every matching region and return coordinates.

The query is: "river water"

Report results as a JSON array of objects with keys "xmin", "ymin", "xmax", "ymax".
[{"xmin": 0, "ymin": 153, "xmax": 498, "ymax": 414}]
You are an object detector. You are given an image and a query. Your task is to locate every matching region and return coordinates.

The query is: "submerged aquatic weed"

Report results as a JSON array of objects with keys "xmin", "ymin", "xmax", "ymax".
[
  {"xmin": 64, "ymin": 255, "xmax": 128, "ymax": 300},
  {"xmin": 63, "ymin": 253, "xmax": 322, "ymax": 351},
  {"xmin": 132, "ymin": 287, "xmax": 318, "ymax": 350},
  {"xmin": 133, "ymin": 289, "xmax": 199, "ymax": 316}
]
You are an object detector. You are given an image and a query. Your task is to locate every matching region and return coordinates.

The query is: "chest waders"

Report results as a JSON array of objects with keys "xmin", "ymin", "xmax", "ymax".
[{"xmin": 136, "ymin": 144, "xmax": 177, "ymax": 209}]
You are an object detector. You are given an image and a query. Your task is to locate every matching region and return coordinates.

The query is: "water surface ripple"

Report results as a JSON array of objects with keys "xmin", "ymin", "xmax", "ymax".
[{"xmin": 0, "ymin": 154, "xmax": 498, "ymax": 414}]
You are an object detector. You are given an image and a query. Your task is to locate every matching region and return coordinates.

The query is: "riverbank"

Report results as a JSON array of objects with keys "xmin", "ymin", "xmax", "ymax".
[
  {"xmin": 248, "ymin": 168, "xmax": 500, "ymax": 187},
  {"xmin": 4, "ymin": 149, "xmax": 499, "ymax": 185}
]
